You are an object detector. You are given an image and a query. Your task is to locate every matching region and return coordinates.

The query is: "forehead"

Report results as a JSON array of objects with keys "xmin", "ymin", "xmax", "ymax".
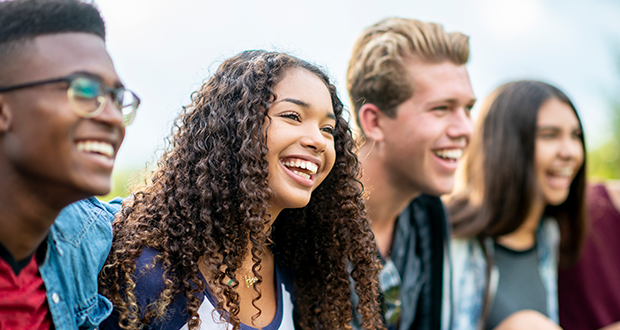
[
  {"xmin": 16, "ymin": 33, "xmax": 119, "ymax": 85},
  {"xmin": 537, "ymin": 98, "xmax": 579, "ymax": 127},
  {"xmin": 273, "ymin": 68, "xmax": 333, "ymax": 112},
  {"xmin": 405, "ymin": 60, "xmax": 474, "ymax": 101}
]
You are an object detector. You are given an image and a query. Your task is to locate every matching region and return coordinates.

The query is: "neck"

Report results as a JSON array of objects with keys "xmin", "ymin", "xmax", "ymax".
[
  {"xmin": 359, "ymin": 141, "xmax": 421, "ymax": 257},
  {"xmin": 0, "ymin": 169, "xmax": 66, "ymax": 261},
  {"xmin": 496, "ymin": 198, "xmax": 545, "ymax": 251}
]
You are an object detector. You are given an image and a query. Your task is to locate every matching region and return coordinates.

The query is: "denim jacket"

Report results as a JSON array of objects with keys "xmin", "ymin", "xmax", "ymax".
[
  {"xmin": 40, "ymin": 197, "xmax": 121, "ymax": 330},
  {"xmin": 450, "ymin": 217, "xmax": 560, "ymax": 330}
]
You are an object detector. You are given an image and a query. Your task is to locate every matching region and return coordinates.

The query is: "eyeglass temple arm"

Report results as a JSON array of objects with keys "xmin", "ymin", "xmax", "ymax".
[{"xmin": 0, "ymin": 77, "xmax": 68, "ymax": 93}]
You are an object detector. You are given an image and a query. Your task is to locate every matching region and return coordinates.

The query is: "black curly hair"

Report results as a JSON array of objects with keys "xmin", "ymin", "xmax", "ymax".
[{"xmin": 99, "ymin": 50, "xmax": 384, "ymax": 330}]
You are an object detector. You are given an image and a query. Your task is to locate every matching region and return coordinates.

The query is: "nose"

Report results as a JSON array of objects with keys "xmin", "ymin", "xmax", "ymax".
[
  {"xmin": 300, "ymin": 125, "xmax": 327, "ymax": 153},
  {"xmin": 446, "ymin": 107, "xmax": 474, "ymax": 142},
  {"xmin": 95, "ymin": 95, "xmax": 126, "ymax": 127}
]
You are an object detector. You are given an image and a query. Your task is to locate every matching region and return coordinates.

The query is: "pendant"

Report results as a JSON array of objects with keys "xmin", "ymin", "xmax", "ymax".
[{"xmin": 244, "ymin": 274, "xmax": 259, "ymax": 288}]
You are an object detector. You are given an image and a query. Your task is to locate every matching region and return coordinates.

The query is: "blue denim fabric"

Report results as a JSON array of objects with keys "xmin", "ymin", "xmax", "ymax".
[
  {"xmin": 39, "ymin": 197, "xmax": 122, "ymax": 330},
  {"xmin": 450, "ymin": 217, "xmax": 560, "ymax": 330}
]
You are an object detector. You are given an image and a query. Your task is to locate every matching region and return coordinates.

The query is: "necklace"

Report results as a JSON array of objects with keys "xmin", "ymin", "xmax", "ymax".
[{"xmin": 244, "ymin": 274, "xmax": 259, "ymax": 288}]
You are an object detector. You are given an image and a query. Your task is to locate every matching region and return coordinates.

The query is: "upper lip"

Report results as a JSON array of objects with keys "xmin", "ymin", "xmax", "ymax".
[{"xmin": 280, "ymin": 154, "xmax": 322, "ymax": 172}]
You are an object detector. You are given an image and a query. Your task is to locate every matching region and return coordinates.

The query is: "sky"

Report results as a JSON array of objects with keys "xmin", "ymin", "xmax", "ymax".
[{"xmin": 96, "ymin": 0, "xmax": 620, "ymax": 170}]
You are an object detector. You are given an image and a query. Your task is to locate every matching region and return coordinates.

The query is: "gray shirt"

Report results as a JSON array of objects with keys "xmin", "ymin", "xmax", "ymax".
[{"xmin": 485, "ymin": 242, "xmax": 548, "ymax": 330}]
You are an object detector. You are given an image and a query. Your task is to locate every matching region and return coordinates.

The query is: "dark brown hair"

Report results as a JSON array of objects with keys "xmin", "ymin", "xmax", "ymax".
[
  {"xmin": 99, "ymin": 50, "xmax": 384, "ymax": 330},
  {"xmin": 448, "ymin": 80, "xmax": 587, "ymax": 266}
]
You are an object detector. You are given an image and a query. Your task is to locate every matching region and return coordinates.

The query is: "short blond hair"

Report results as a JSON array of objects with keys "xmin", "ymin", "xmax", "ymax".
[{"xmin": 347, "ymin": 17, "xmax": 470, "ymax": 131}]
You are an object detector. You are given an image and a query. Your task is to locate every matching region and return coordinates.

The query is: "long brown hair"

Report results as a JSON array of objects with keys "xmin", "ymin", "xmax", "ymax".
[
  {"xmin": 448, "ymin": 80, "xmax": 587, "ymax": 266},
  {"xmin": 99, "ymin": 50, "xmax": 384, "ymax": 330}
]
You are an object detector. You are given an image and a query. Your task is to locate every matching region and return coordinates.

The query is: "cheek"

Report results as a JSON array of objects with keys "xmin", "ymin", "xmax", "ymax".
[
  {"xmin": 326, "ymin": 140, "xmax": 337, "ymax": 170},
  {"xmin": 574, "ymin": 143, "xmax": 585, "ymax": 168},
  {"xmin": 315, "ymin": 144, "xmax": 336, "ymax": 187},
  {"xmin": 534, "ymin": 142, "xmax": 552, "ymax": 170}
]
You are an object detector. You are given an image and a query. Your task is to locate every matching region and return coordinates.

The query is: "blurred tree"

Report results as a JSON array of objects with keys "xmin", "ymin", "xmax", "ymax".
[
  {"xmin": 587, "ymin": 50, "xmax": 620, "ymax": 180},
  {"xmin": 98, "ymin": 167, "xmax": 149, "ymax": 201}
]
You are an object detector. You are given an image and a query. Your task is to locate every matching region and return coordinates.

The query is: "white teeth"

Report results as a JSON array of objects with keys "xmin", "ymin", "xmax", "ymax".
[
  {"xmin": 292, "ymin": 170, "xmax": 311, "ymax": 179},
  {"xmin": 282, "ymin": 159, "xmax": 318, "ymax": 175},
  {"xmin": 434, "ymin": 149, "xmax": 463, "ymax": 160},
  {"xmin": 76, "ymin": 140, "xmax": 114, "ymax": 158},
  {"xmin": 549, "ymin": 167, "xmax": 573, "ymax": 177}
]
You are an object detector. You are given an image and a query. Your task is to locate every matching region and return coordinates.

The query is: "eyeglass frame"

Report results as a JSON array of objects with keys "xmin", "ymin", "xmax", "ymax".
[{"xmin": 0, "ymin": 72, "xmax": 141, "ymax": 126}]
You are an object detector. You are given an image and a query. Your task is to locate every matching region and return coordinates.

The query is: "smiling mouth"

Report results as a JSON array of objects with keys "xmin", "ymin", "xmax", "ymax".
[
  {"xmin": 547, "ymin": 167, "xmax": 575, "ymax": 179},
  {"xmin": 76, "ymin": 140, "xmax": 115, "ymax": 161},
  {"xmin": 433, "ymin": 148, "xmax": 463, "ymax": 163},
  {"xmin": 281, "ymin": 158, "xmax": 318, "ymax": 180}
]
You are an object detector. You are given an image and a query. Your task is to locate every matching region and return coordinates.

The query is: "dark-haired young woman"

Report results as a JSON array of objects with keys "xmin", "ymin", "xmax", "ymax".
[
  {"xmin": 446, "ymin": 80, "xmax": 586, "ymax": 330},
  {"xmin": 98, "ymin": 50, "xmax": 384, "ymax": 330}
]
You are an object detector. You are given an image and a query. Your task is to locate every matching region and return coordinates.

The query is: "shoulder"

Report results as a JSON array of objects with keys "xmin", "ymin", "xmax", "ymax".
[
  {"xmin": 602, "ymin": 181, "xmax": 620, "ymax": 213},
  {"xmin": 136, "ymin": 248, "xmax": 205, "ymax": 330},
  {"xmin": 450, "ymin": 237, "xmax": 487, "ymax": 330},
  {"xmin": 132, "ymin": 248, "xmax": 172, "ymax": 303},
  {"xmin": 52, "ymin": 197, "xmax": 121, "ymax": 243},
  {"xmin": 539, "ymin": 217, "xmax": 560, "ymax": 248},
  {"xmin": 102, "ymin": 248, "xmax": 201, "ymax": 330},
  {"xmin": 450, "ymin": 237, "xmax": 484, "ymax": 274}
]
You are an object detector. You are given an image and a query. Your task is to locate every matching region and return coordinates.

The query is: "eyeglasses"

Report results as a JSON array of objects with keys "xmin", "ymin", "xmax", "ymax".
[
  {"xmin": 380, "ymin": 259, "xmax": 402, "ymax": 330},
  {"xmin": 0, "ymin": 73, "xmax": 140, "ymax": 126}
]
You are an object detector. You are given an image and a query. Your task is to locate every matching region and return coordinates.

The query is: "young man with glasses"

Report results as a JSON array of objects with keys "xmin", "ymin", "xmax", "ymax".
[
  {"xmin": 0, "ymin": 0, "xmax": 140, "ymax": 329},
  {"xmin": 347, "ymin": 18, "xmax": 476, "ymax": 330}
]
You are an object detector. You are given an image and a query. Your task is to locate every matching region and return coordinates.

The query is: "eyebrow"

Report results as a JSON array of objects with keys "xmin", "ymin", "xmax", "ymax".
[
  {"xmin": 537, "ymin": 125, "xmax": 582, "ymax": 132},
  {"xmin": 279, "ymin": 97, "xmax": 336, "ymax": 120},
  {"xmin": 431, "ymin": 97, "xmax": 477, "ymax": 105},
  {"xmin": 280, "ymin": 98, "xmax": 309, "ymax": 108}
]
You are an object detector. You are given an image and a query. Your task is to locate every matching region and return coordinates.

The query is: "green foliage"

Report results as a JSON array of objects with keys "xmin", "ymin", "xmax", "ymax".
[
  {"xmin": 587, "ymin": 56, "xmax": 620, "ymax": 180},
  {"xmin": 98, "ymin": 167, "xmax": 145, "ymax": 201},
  {"xmin": 588, "ymin": 138, "xmax": 620, "ymax": 180}
]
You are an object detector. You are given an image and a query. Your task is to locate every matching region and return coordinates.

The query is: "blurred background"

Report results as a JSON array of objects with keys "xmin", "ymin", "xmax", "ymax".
[{"xmin": 96, "ymin": 0, "xmax": 620, "ymax": 200}]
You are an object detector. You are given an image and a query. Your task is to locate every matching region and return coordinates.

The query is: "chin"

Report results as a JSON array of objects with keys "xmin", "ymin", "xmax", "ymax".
[
  {"xmin": 80, "ymin": 179, "xmax": 113, "ymax": 197},
  {"xmin": 424, "ymin": 180, "xmax": 455, "ymax": 197},
  {"xmin": 283, "ymin": 195, "xmax": 313, "ymax": 210},
  {"xmin": 547, "ymin": 197, "xmax": 569, "ymax": 206},
  {"xmin": 545, "ymin": 191, "xmax": 570, "ymax": 206}
]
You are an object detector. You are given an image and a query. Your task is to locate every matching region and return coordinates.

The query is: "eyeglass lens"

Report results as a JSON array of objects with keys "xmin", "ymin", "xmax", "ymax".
[{"xmin": 68, "ymin": 76, "xmax": 138, "ymax": 125}]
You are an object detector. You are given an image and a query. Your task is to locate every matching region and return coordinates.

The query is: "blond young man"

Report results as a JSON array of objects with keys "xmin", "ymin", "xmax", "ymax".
[{"xmin": 347, "ymin": 18, "xmax": 476, "ymax": 330}]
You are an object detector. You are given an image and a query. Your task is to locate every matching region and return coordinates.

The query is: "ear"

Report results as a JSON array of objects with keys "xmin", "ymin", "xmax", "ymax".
[
  {"xmin": 358, "ymin": 103, "xmax": 385, "ymax": 142},
  {"xmin": 0, "ymin": 95, "xmax": 11, "ymax": 133}
]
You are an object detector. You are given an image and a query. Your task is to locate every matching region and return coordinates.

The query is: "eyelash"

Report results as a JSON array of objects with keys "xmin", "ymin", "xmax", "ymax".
[
  {"xmin": 280, "ymin": 111, "xmax": 335, "ymax": 135},
  {"xmin": 281, "ymin": 112, "xmax": 301, "ymax": 122}
]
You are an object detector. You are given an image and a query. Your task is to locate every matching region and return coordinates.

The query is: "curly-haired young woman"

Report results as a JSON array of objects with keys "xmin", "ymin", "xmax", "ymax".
[
  {"xmin": 98, "ymin": 50, "xmax": 384, "ymax": 330},
  {"xmin": 446, "ymin": 80, "xmax": 587, "ymax": 330}
]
